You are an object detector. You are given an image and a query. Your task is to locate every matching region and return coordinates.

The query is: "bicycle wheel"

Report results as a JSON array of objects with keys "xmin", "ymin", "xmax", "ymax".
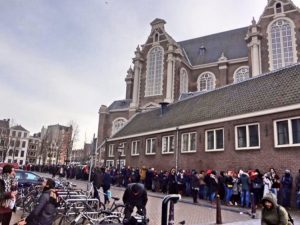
[
  {"xmin": 111, "ymin": 204, "xmax": 125, "ymax": 215},
  {"xmin": 23, "ymin": 196, "xmax": 35, "ymax": 213},
  {"xmin": 98, "ymin": 215, "xmax": 121, "ymax": 224}
]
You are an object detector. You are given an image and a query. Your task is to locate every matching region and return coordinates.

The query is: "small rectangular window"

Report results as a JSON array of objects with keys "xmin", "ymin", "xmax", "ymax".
[
  {"xmin": 162, "ymin": 136, "xmax": 175, "ymax": 154},
  {"xmin": 106, "ymin": 160, "xmax": 114, "ymax": 167},
  {"xmin": 274, "ymin": 117, "xmax": 300, "ymax": 147},
  {"xmin": 22, "ymin": 141, "xmax": 26, "ymax": 148},
  {"xmin": 21, "ymin": 151, "xmax": 24, "ymax": 157},
  {"xmin": 181, "ymin": 132, "xmax": 196, "ymax": 153},
  {"xmin": 108, "ymin": 144, "xmax": 114, "ymax": 157},
  {"xmin": 205, "ymin": 128, "xmax": 224, "ymax": 152},
  {"xmin": 18, "ymin": 132, "xmax": 22, "ymax": 138},
  {"xmin": 131, "ymin": 141, "xmax": 140, "ymax": 156},
  {"xmin": 235, "ymin": 123, "xmax": 260, "ymax": 150},
  {"xmin": 146, "ymin": 138, "xmax": 156, "ymax": 155}
]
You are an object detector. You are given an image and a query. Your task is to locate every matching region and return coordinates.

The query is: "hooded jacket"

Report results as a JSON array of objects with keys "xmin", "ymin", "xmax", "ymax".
[{"xmin": 261, "ymin": 193, "xmax": 292, "ymax": 225}]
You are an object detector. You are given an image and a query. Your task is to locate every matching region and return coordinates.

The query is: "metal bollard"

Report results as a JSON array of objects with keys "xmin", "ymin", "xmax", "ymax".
[
  {"xmin": 161, "ymin": 194, "xmax": 181, "ymax": 225},
  {"xmin": 250, "ymin": 192, "xmax": 256, "ymax": 218},
  {"xmin": 216, "ymin": 195, "xmax": 222, "ymax": 224}
]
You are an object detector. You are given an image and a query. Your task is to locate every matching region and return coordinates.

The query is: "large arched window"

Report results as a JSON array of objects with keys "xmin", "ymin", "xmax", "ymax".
[
  {"xmin": 197, "ymin": 72, "xmax": 215, "ymax": 91},
  {"xmin": 145, "ymin": 46, "xmax": 164, "ymax": 96},
  {"xmin": 112, "ymin": 118, "xmax": 127, "ymax": 135},
  {"xmin": 179, "ymin": 68, "xmax": 188, "ymax": 94},
  {"xmin": 269, "ymin": 19, "xmax": 296, "ymax": 70},
  {"xmin": 234, "ymin": 66, "xmax": 249, "ymax": 83}
]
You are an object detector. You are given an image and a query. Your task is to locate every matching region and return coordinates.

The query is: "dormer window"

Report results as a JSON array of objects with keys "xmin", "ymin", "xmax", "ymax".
[
  {"xmin": 198, "ymin": 46, "xmax": 206, "ymax": 56},
  {"xmin": 275, "ymin": 2, "xmax": 283, "ymax": 14}
]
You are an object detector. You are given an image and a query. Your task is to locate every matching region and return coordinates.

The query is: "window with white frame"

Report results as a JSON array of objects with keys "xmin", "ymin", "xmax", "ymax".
[
  {"xmin": 116, "ymin": 159, "xmax": 126, "ymax": 168},
  {"xmin": 269, "ymin": 19, "xmax": 295, "ymax": 70},
  {"xmin": 274, "ymin": 2, "xmax": 283, "ymax": 14},
  {"xmin": 180, "ymin": 68, "xmax": 188, "ymax": 94},
  {"xmin": 146, "ymin": 138, "xmax": 156, "ymax": 155},
  {"xmin": 108, "ymin": 144, "xmax": 114, "ymax": 157},
  {"xmin": 162, "ymin": 135, "xmax": 175, "ymax": 154},
  {"xmin": 181, "ymin": 132, "xmax": 196, "ymax": 153},
  {"xmin": 205, "ymin": 128, "xmax": 224, "ymax": 151},
  {"xmin": 197, "ymin": 72, "xmax": 215, "ymax": 91},
  {"xmin": 112, "ymin": 118, "xmax": 127, "ymax": 135},
  {"xmin": 145, "ymin": 46, "xmax": 164, "ymax": 96},
  {"xmin": 131, "ymin": 141, "xmax": 140, "ymax": 156},
  {"xmin": 234, "ymin": 67, "xmax": 249, "ymax": 83},
  {"xmin": 274, "ymin": 117, "xmax": 300, "ymax": 147},
  {"xmin": 235, "ymin": 123, "xmax": 260, "ymax": 149},
  {"xmin": 118, "ymin": 142, "xmax": 126, "ymax": 156},
  {"xmin": 106, "ymin": 160, "xmax": 114, "ymax": 167}
]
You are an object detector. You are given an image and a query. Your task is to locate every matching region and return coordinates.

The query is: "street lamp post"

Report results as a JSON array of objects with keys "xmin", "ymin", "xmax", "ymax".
[{"xmin": 117, "ymin": 145, "xmax": 124, "ymax": 187}]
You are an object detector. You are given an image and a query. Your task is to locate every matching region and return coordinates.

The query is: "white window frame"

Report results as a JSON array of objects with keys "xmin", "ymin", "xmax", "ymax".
[
  {"xmin": 108, "ymin": 144, "xmax": 114, "ymax": 157},
  {"xmin": 116, "ymin": 159, "xmax": 126, "ymax": 168},
  {"xmin": 181, "ymin": 132, "xmax": 197, "ymax": 153},
  {"xmin": 233, "ymin": 66, "xmax": 250, "ymax": 83},
  {"xmin": 112, "ymin": 117, "xmax": 127, "ymax": 135},
  {"xmin": 274, "ymin": 1, "xmax": 284, "ymax": 14},
  {"xmin": 205, "ymin": 128, "xmax": 224, "ymax": 152},
  {"xmin": 145, "ymin": 46, "xmax": 164, "ymax": 97},
  {"xmin": 131, "ymin": 140, "xmax": 140, "ymax": 156},
  {"xmin": 179, "ymin": 68, "xmax": 188, "ymax": 94},
  {"xmin": 267, "ymin": 18, "xmax": 297, "ymax": 71},
  {"xmin": 162, "ymin": 135, "xmax": 175, "ymax": 154},
  {"xmin": 274, "ymin": 116, "xmax": 300, "ymax": 147},
  {"xmin": 197, "ymin": 72, "xmax": 216, "ymax": 91},
  {"xmin": 235, "ymin": 123, "xmax": 260, "ymax": 150},
  {"xmin": 145, "ymin": 138, "xmax": 156, "ymax": 155},
  {"xmin": 118, "ymin": 142, "xmax": 126, "ymax": 156},
  {"xmin": 106, "ymin": 160, "xmax": 114, "ymax": 167}
]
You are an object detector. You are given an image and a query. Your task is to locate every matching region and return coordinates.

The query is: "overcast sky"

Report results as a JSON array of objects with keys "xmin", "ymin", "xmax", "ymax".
[{"xmin": 1, "ymin": 0, "xmax": 300, "ymax": 148}]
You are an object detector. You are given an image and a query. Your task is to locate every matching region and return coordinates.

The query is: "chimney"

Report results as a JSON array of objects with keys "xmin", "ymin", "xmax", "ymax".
[{"xmin": 159, "ymin": 102, "xmax": 169, "ymax": 115}]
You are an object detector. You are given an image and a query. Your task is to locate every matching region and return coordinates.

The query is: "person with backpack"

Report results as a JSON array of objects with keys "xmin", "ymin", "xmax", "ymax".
[{"xmin": 261, "ymin": 192, "xmax": 294, "ymax": 225}]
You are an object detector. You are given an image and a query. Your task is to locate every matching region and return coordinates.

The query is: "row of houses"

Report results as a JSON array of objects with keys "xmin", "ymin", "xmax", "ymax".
[{"xmin": 0, "ymin": 120, "xmax": 74, "ymax": 166}]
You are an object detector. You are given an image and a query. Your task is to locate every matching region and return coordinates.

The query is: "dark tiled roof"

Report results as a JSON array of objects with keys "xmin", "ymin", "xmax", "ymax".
[
  {"xmin": 108, "ymin": 99, "xmax": 131, "ymax": 111},
  {"xmin": 11, "ymin": 125, "xmax": 28, "ymax": 132},
  {"xmin": 113, "ymin": 64, "xmax": 300, "ymax": 138},
  {"xmin": 178, "ymin": 27, "xmax": 249, "ymax": 66}
]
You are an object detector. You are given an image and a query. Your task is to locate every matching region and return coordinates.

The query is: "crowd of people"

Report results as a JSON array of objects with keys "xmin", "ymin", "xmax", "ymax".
[{"xmin": 25, "ymin": 164, "xmax": 300, "ymax": 210}]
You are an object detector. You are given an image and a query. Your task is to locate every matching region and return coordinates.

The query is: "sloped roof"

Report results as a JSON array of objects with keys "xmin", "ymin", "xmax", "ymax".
[
  {"xmin": 108, "ymin": 99, "xmax": 131, "ymax": 111},
  {"xmin": 178, "ymin": 27, "xmax": 249, "ymax": 66},
  {"xmin": 11, "ymin": 125, "xmax": 28, "ymax": 132},
  {"xmin": 113, "ymin": 63, "xmax": 300, "ymax": 138}
]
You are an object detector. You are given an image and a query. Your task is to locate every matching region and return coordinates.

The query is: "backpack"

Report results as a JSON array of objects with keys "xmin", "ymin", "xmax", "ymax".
[{"xmin": 276, "ymin": 206, "xmax": 294, "ymax": 225}]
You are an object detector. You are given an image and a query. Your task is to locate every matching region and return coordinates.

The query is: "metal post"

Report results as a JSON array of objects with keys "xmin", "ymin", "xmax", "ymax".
[
  {"xmin": 216, "ymin": 195, "xmax": 222, "ymax": 224},
  {"xmin": 161, "ymin": 194, "xmax": 181, "ymax": 225},
  {"xmin": 250, "ymin": 192, "xmax": 256, "ymax": 218}
]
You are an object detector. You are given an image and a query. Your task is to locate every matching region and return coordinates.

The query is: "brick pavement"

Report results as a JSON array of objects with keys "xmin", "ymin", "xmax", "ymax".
[{"xmin": 15, "ymin": 172, "xmax": 299, "ymax": 225}]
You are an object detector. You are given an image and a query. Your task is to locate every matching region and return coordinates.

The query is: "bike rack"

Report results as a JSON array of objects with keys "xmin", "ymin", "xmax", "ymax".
[{"xmin": 161, "ymin": 194, "xmax": 181, "ymax": 225}]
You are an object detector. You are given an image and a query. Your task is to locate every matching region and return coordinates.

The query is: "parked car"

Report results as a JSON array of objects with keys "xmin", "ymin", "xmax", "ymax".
[{"xmin": 15, "ymin": 170, "xmax": 44, "ymax": 188}]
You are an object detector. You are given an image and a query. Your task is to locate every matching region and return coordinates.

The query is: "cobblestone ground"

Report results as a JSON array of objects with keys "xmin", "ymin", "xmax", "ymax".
[{"xmin": 11, "ymin": 172, "xmax": 300, "ymax": 225}]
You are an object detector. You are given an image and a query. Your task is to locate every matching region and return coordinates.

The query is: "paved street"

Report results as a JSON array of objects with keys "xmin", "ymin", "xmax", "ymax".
[{"xmin": 12, "ymin": 172, "xmax": 300, "ymax": 225}]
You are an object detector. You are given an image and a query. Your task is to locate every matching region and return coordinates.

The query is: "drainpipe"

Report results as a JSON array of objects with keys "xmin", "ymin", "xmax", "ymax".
[{"xmin": 175, "ymin": 127, "xmax": 179, "ymax": 172}]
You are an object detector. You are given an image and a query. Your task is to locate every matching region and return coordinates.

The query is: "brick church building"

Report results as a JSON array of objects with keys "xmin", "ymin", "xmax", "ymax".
[{"xmin": 97, "ymin": 0, "xmax": 300, "ymax": 175}]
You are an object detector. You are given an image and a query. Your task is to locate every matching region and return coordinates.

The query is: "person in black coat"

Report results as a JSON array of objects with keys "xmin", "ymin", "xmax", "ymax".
[
  {"xmin": 168, "ymin": 168, "xmax": 179, "ymax": 194},
  {"xmin": 23, "ymin": 178, "xmax": 59, "ymax": 225},
  {"xmin": 102, "ymin": 168, "xmax": 111, "ymax": 204},
  {"xmin": 122, "ymin": 183, "xmax": 148, "ymax": 225}
]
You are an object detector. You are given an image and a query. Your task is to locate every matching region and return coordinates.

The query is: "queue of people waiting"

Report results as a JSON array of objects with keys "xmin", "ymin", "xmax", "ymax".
[{"xmin": 24, "ymin": 164, "xmax": 300, "ymax": 209}]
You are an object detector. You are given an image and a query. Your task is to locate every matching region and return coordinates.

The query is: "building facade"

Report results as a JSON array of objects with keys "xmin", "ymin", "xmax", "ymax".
[
  {"xmin": 98, "ymin": 0, "xmax": 300, "ymax": 173},
  {"xmin": 27, "ymin": 133, "xmax": 42, "ymax": 165},
  {"xmin": 5, "ymin": 125, "xmax": 30, "ymax": 166},
  {"xmin": 40, "ymin": 124, "xmax": 73, "ymax": 165},
  {"xmin": 0, "ymin": 119, "xmax": 10, "ymax": 162}
]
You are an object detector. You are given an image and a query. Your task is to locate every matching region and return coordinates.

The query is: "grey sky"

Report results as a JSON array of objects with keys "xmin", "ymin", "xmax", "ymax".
[{"xmin": 1, "ymin": 0, "xmax": 299, "ymax": 147}]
